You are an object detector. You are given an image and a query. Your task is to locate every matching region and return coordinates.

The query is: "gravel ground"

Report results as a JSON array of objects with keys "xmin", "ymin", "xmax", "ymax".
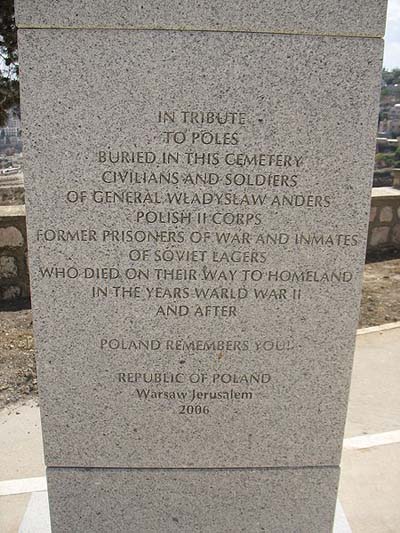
[
  {"xmin": 360, "ymin": 257, "xmax": 400, "ymax": 328},
  {"xmin": 1, "ymin": 257, "xmax": 399, "ymax": 408}
]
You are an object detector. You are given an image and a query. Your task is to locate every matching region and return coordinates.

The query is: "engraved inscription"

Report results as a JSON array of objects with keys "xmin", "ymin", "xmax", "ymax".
[{"xmin": 33, "ymin": 109, "xmax": 361, "ymax": 414}]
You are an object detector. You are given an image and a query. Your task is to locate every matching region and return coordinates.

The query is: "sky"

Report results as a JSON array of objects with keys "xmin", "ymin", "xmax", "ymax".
[{"xmin": 384, "ymin": 0, "xmax": 400, "ymax": 69}]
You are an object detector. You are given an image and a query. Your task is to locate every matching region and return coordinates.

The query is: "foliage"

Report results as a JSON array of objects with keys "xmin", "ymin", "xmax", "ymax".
[
  {"xmin": 382, "ymin": 68, "xmax": 400, "ymax": 87},
  {"xmin": 381, "ymin": 84, "xmax": 400, "ymax": 98},
  {"xmin": 0, "ymin": 0, "xmax": 18, "ymax": 127},
  {"xmin": 375, "ymin": 152, "xmax": 395, "ymax": 168}
]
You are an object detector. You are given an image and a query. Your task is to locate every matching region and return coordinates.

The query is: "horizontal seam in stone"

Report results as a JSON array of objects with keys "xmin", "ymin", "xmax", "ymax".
[
  {"xmin": 46, "ymin": 465, "xmax": 340, "ymax": 472},
  {"xmin": 16, "ymin": 25, "xmax": 383, "ymax": 39}
]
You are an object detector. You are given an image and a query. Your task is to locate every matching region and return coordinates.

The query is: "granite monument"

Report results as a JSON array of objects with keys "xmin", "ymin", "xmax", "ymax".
[{"xmin": 15, "ymin": 1, "xmax": 387, "ymax": 531}]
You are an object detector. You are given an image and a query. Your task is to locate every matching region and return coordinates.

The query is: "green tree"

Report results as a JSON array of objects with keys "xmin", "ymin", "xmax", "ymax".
[
  {"xmin": 0, "ymin": 0, "xmax": 18, "ymax": 127},
  {"xmin": 382, "ymin": 68, "xmax": 400, "ymax": 86},
  {"xmin": 375, "ymin": 152, "xmax": 395, "ymax": 168}
]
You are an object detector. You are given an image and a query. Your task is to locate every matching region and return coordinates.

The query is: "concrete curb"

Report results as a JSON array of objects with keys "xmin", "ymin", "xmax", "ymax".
[{"xmin": 357, "ymin": 322, "xmax": 400, "ymax": 335}]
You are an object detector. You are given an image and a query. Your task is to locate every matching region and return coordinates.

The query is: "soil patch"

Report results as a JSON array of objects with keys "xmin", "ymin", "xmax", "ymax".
[
  {"xmin": 0, "ymin": 305, "xmax": 36, "ymax": 409},
  {"xmin": 360, "ymin": 257, "xmax": 400, "ymax": 328}
]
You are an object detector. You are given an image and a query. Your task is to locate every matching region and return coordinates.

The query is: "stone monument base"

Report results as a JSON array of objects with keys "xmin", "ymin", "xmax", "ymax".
[{"xmin": 46, "ymin": 467, "xmax": 339, "ymax": 532}]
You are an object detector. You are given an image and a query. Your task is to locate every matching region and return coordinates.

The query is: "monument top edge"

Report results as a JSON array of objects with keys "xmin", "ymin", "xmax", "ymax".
[{"xmin": 15, "ymin": 0, "xmax": 388, "ymax": 38}]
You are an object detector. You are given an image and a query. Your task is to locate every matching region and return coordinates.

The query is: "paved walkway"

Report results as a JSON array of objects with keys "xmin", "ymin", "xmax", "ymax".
[
  {"xmin": 339, "ymin": 324, "xmax": 400, "ymax": 533},
  {"xmin": 1, "ymin": 324, "xmax": 400, "ymax": 532}
]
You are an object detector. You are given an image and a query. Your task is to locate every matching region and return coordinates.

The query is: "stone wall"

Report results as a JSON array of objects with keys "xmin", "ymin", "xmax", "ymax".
[
  {"xmin": 368, "ymin": 188, "xmax": 400, "ymax": 253},
  {"xmin": 0, "ymin": 186, "xmax": 25, "ymax": 206},
  {"xmin": 0, "ymin": 205, "xmax": 30, "ymax": 301}
]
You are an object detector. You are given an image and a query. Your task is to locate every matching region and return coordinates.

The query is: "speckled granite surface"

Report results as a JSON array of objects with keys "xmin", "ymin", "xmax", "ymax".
[
  {"xmin": 15, "ymin": 1, "xmax": 385, "ymax": 531},
  {"xmin": 18, "ymin": 28, "xmax": 383, "ymax": 468},
  {"xmin": 47, "ymin": 466, "xmax": 340, "ymax": 533},
  {"xmin": 15, "ymin": 0, "xmax": 387, "ymax": 37}
]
